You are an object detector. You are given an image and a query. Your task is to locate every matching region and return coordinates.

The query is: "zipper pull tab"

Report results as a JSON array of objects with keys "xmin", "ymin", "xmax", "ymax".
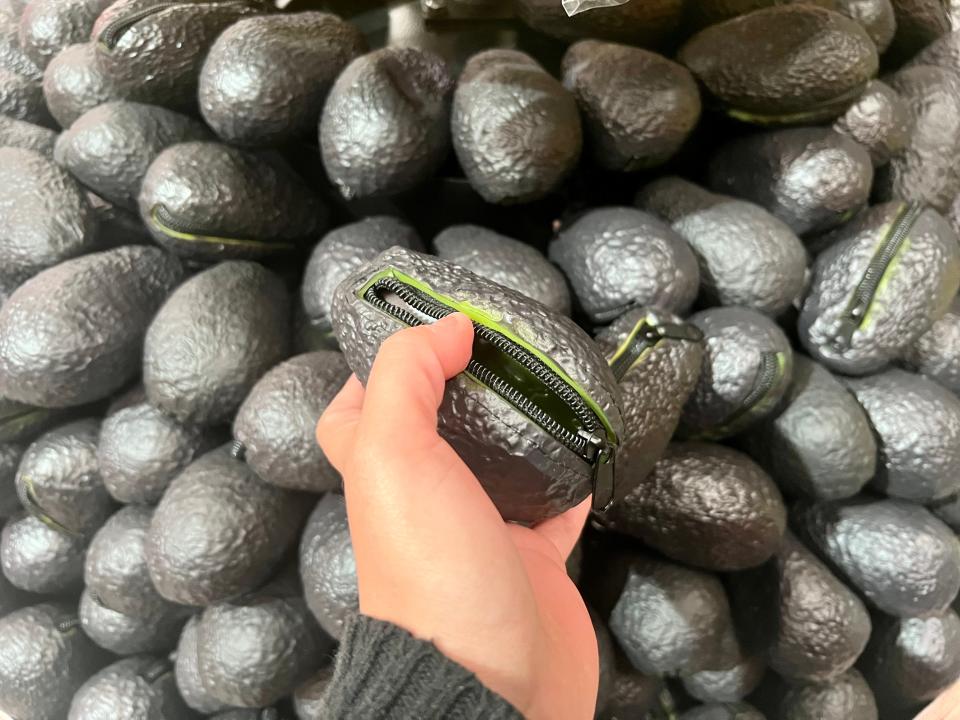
[
  {"xmin": 581, "ymin": 431, "xmax": 616, "ymax": 512},
  {"xmin": 831, "ymin": 304, "xmax": 866, "ymax": 351}
]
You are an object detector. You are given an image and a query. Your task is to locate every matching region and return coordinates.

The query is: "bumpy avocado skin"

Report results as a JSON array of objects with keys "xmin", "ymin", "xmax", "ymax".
[
  {"xmin": 598, "ymin": 657, "xmax": 660, "ymax": 720},
  {"xmin": 835, "ymin": 0, "xmax": 897, "ymax": 52},
  {"xmin": 452, "ymin": 49, "xmax": 580, "ymax": 205},
  {"xmin": 681, "ymin": 703, "xmax": 766, "ymax": 720},
  {"xmin": 845, "ymin": 369, "xmax": 960, "ymax": 502},
  {"xmin": 796, "ymin": 498, "xmax": 960, "ymax": 617},
  {"xmin": 799, "ymin": 203, "xmax": 960, "ymax": 375},
  {"xmin": 91, "ymin": 0, "xmax": 266, "ymax": 111},
  {"xmin": 0, "ymin": 603, "xmax": 106, "ymax": 720},
  {"xmin": 638, "ymin": 177, "xmax": 808, "ymax": 317},
  {"xmin": 174, "ymin": 616, "xmax": 231, "ymax": 715},
  {"xmin": 681, "ymin": 617, "xmax": 765, "ymax": 704},
  {"xmin": 709, "ymin": 127, "xmax": 873, "ymax": 237},
  {"xmin": 599, "ymin": 549, "xmax": 733, "ymax": 676},
  {"xmin": 79, "ymin": 588, "xmax": 189, "ymax": 656},
  {"xmin": 0, "ymin": 7, "xmax": 37, "ymax": 77},
  {"xmin": 293, "ymin": 665, "xmax": 334, "ymax": 720},
  {"xmin": 743, "ymin": 355, "xmax": 876, "ymax": 501},
  {"xmin": 17, "ymin": 0, "xmax": 112, "ymax": 70},
  {"xmin": 0, "ymin": 245, "xmax": 183, "ymax": 407},
  {"xmin": 56, "ymin": 100, "xmax": 210, "ymax": 210},
  {"xmin": 42, "ymin": 42, "xmax": 122, "ymax": 128},
  {"xmin": 321, "ymin": 46, "xmax": 452, "ymax": 200},
  {"xmin": 15, "ymin": 418, "xmax": 113, "ymax": 535},
  {"xmin": 678, "ymin": 6, "xmax": 877, "ymax": 123},
  {"xmin": 433, "ymin": 224, "xmax": 571, "ymax": 315},
  {"xmin": 833, "ymin": 79, "xmax": 911, "ymax": 167},
  {"xmin": 139, "ymin": 141, "xmax": 325, "ymax": 261},
  {"xmin": 0, "ymin": 65, "xmax": 49, "ymax": 123},
  {"xmin": 0, "ymin": 442, "xmax": 22, "ymax": 518},
  {"xmin": 729, "ymin": 531, "xmax": 871, "ymax": 683},
  {"xmin": 595, "ymin": 308, "xmax": 703, "ymax": 501},
  {"xmin": 887, "ymin": 0, "xmax": 951, "ymax": 64},
  {"xmin": 299, "ymin": 493, "xmax": 358, "ymax": 641},
  {"xmin": 234, "ymin": 351, "xmax": 350, "ymax": 493},
  {"xmin": 68, "ymin": 655, "xmax": 192, "ymax": 720},
  {"xmin": 0, "ymin": 114, "xmax": 56, "ymax": 154},
  {"xmin": 147, "ymin": 447, "xmax": 307, "ymax": 607},
  {"xmin": 331, "ymin": 246, "xmax": 624, "ymax": 524},
  {"xmin": 861, "ymin": 610, "xmax": 960, "ymax": 707},
  {"xmin": 301, "ymin": 216, "xmax": 422, "ymax": 331},
  {"xmin": 875, "ymin": 66, "xmax": 960, "ymax": 213},
  {"xmin": 561, "ymin": 40, "xmax": 700, "ymax": 172},
  {"xmin": 550, "ymin": 207, "xmax": 699, "ymax": 324},
  {"xmin": 196, "ymin": 592, "xmax": 334, "ymax": 707},
  {"xmin": 200, "ymin": 12, "xmax": 365, "ymax": 146},
  {"xmin": 0, "ymin": 146, "xmax": 97, "ymax": 285},
  {"xmin": 909, "ymin": 29, "xmax": 960, "ymax": 75},
  {"xmin": 143, "ymin": 260, "xmax": 290, "ymax": 426},
  {"xmin": 516, "ymin": 0, "xmax": 684, "ymax": 47},
  {"xmin": 681, "ymin": 307, "xmax": 794, "ymax": 439},
  {"xmin": 778, "ymin": 669, "xmax": 878, "ymax": 720},
  {"xmin": 0, "ymin": 557, "xmax": 26, "ymax": 613},
  {"xmin": 606, "ymin": 442, "xmax": 785, "ymax": 572},
  {"xmin": 1, "ymin": 513, "xmax": 85, "ymax": 593},
  {"xmin": 98, "ymin": 400, "xmax": 221, "ymax": 504},
  {"xmin": 901, "ymin": 295, "xmax": 960, "ymax": 393}
]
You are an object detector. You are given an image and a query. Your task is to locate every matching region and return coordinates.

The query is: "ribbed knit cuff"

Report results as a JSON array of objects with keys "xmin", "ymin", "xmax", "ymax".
[{"xmin": 318, "ymin": 614, "xmax": 525, "ymax": 719}]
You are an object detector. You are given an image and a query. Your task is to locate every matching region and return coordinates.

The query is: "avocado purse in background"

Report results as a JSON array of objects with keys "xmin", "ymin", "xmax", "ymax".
[{"xmin": 331, "ymin": 246, "xmax": 624, "ymax": 525}]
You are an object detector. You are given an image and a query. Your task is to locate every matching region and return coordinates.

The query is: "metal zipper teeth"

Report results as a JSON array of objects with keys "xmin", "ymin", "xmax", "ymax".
[
  {"xmin": 608, "ymin": 320, "xmax": 703, "ymax": 381},
  {"xmin": 833, "ymin": 201, "xmax": 925, "ymax": 349},
  {"xmin": 363, "ymin": 277, "xmax": 604, "ymax": 461},
  {"xmin": 56, "ymin": 617, "xmax": 80, "ymax": 633},
  {"xmin": 150, "ymin": 204, "xmax": 292, "ymax": 250},
  {"xmin": 98, "ymin": 1, "xmax": 265, "ymax": 50},
  {"xmin": 719, "ymin": 351, "xmax": 781, "ymax": 429}
]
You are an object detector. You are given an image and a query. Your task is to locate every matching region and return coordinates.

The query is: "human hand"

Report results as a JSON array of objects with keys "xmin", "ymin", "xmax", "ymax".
[{"xmin": 316, "ymin": 312, "xmax": 599, "ymax": 720}]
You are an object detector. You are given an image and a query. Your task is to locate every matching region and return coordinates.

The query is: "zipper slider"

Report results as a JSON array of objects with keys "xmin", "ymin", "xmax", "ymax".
[
  {"xmin": 657, "ymin": 322, "xmax": 704, "ymax": 343},
  {"xmin": 580, "ymin": 431, "xmax": 616, "ymax": 512},
  {"xmin": 831, "ymin": 304, "xmax": 866, "ymax": 350}
]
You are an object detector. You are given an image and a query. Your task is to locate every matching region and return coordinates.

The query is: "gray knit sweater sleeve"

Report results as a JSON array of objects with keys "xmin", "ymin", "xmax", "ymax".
[{"xmin": 318, "ymin": 614, "xmax": 525, "ymax": 719}]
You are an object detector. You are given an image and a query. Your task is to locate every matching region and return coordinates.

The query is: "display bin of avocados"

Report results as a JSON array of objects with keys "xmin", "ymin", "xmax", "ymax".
[{"xmin": 4, "ymin": 0, "xmax": 960, "ymax": 718}]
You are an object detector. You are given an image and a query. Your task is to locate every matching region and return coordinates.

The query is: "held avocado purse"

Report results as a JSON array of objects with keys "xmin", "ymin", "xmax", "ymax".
[{"xmin": 330, "ymin": 246, "xmax": 624, "ymax": 525}]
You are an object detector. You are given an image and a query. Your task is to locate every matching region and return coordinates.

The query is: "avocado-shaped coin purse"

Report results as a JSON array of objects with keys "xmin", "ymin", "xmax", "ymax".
[{"xmin": 331, "ymin": 246, "xmax": 624, "ymax": 524}]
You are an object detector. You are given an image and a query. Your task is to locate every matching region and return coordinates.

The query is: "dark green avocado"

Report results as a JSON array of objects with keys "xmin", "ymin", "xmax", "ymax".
[
  {"xmin": 860, "ymin": 610, "xmax": 960, "ymax": 708},
  {"xmin": 146, "ymin": 447, "xmax": 307, "ymax": 606},
  {"xmin": 680, "ymin": 307, "xmax": 794, "ymax": 440},
  {"xmin": 0, "ymin": 146, "xmax": 97, "ymax": 285},
  {"xmin": 833, "ymin": 79, "xmax": 911, "ymax": 167},
  {"xmin": 875, "ymin": 66, "xmax": 960, "ymax": 214},
  {"xmin": 681, "ymin": 620, "xmax": 764, "ymax": 704},
  {"xmin": 0, "ymin": 603, "xmax": 107, "ymax": 720},
  {"xmin": 91, "ymin": 0, "xmax": 268, "ymax": 112},
  {"xmin": 778, "ymin": 669, "xmax": 878, "ymax": 720},
  {"xmin": 901, "ymin": 294, "xmax": 960, "ymax": 394},
  {"xmin": 195, "ymin": 591, "xmax": 334, "ymax": 707},
  {"xmin": 321, "ymin": 46, "xmax": 451, "ymax": 200},
  {"xmin": 42, "ymin": 42, "xmax": 123, "ymax": 129},
  {"xmin": 561, "ymin": 40, "xmax": 700, "ymax": 172},
  {"xmin": 174, "ymin": 616, "xmax": 231, "ymax": 715},
  {"xmin": 595, "ymin": 308, "xmax": 703, "ymax": 502},
  {"xmin": 709, "ymin": 127, "xmax": 873, "ymax": 237},
  {"xmin": 199, "ymin": 11, "xmax": 366, "ymax": 146},
  {"xmin": 637, "ymin": 177, "xmax": 808, "ymax": 317},
  {"xmin": 139, "ymin": 141, "xmax": 325, "ymax": 261},
  {"xmin": 798, "ymin": 202, "xmax": 960, "ymax": 376},
  {"xmin": 0, "ymin": 65, "xmax": 50, "ymax": 123},
  {"xmin": 233, "ymin": 351, "xmax": 351, "ymax": 494},
  {"xmin": 604, "ymin": 442, "xmax": 786, "ymax": 572},
  {"xmin": 452, "ymin": 49, "xmax": 580, "ymax": 205},
  {"xmin": 678, "ymin": 6, "xmax": 877, "ymax": 125},
  {"xmin": 845, "ymin": 369, "xmax": 960, "ymax": 502},
  {"xmin": 597, "ymin": 650, "xmax": 660, "ymax": 720},
  {"xmin": 15, "ymin": 418, "xmax": 114, "ymax": 536},
  {"xmin": 433, "ymin": 224, "xmax": 572, "ymax": 314},
  {"xmin": 908, "ymin": 29, "xmax": 960, "ymax": 76},
  {"xmin": 887, "ymin": 0, "xmax": 952, "ymax": 64},
  {"xmin": 293, "ymin": 665, "xmax": 334, "ymax": 720},
  {"xmin": 728, "ymin": 531, "xmax": 871, "ymax": 683},
  {"xmin": 0, "ymin": 9, "xmax": 38, "ymax": 78},
  {"xmin": 795, "ymin": 497, "xmax": 960, "ymax": 617},
  {"xmin": 0, "ymin": 114, "xmax": 56, "ymax": 154},
  {"xmin": 515, "ymin": 0, "xmax": 685, "ymax": 47},
  {"xmin": 17, "ymin": 0, "xmax": 112, "ymax": 70},
  {"xmin": 549, "ymin": 207, "xmax": 699, "ymax": 324},
  {"xmin": 0, "ymin": 245, "xmax": 183, "ymax": 407},
  {"xmin": 67, "ymin": 655, "xmax": 192, "ymax": 720},
  {"xmin": 56, "ymin": 100, "xmax": 211, "ymax": 210},
  {"xmin": 143, "ymin": 260, "xmax": 290, "ymax": 426},
  {"xmin": 301, "ymin": 216, "xmax": 423, "ymax": 335},
  {"xmin": 742, "ymin": 355, "xmax": 877, "ymax": 501},
  {"xmin": 98, "ymin": 399, "xmax": 222, "ymax": 504},
  {"xmin": 299, "ymin": 493, "xmax": 357, "ymax": 641},
  {"xmin": 79, "ymin": 587, "xmax": 190, "ymax": 656},
  {"xmin": 681, "ymin": 702, "xmax": 766, "ymax": 720},
  {"xmin": 1, "ymin": 512, "xmax": 86, "ymax": 593},
  {"xmin": 835, "ymin": 0, "xmax": 897, "ymax": 52}
]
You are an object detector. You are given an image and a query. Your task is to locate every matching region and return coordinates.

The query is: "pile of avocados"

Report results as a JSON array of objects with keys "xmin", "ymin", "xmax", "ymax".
[{"xmin": 2, "ymin": 0, "xmax": 960, "ymax": 718}]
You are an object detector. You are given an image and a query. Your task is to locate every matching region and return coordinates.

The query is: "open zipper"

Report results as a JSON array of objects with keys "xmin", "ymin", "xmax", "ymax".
[
  {"xmin": 97, "ymin": 1, "xmax": 265, "ymax": 51},
  {"xmin": 17, "ymin": 475, "xmax": 84, "ymax": 539},
  {"xmin": 148, "ymin": 204, "xmax": 295, "ymax": 252},
  {"xmin": 716, "ymin": 351, "xmax": 785, "ymax": 432},
  {"xmin": 608, "ymin": 315, "xmax": 704, "ymax": 382},
  {"xmin": 360, "ymin": 270, "xmax": 619, "ymax": 511},
  {"xmin": 725, "ymin": 80, "xmax": 871, "ymax": 126},
  {"xmin": 832, "ymin": 201, "xmax": 924, "ymax": 350}
]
